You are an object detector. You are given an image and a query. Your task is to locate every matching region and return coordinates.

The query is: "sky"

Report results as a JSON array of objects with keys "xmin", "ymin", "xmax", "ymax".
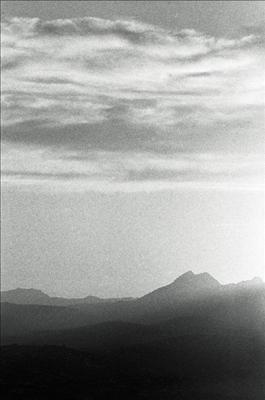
[{"xmin": 1, "ymin": 1, "xmax": 264, "ymax": 297}]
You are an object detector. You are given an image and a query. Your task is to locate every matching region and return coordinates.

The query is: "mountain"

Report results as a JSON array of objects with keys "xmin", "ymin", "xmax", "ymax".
[
  {"xmin": 3, "ymin": 278, "xmax": 264, "ymax": 349},
  {"xmin": 1, "ymin": 288, "xmax": 52, "ymax": 305},
  {"xmin": 2, "ymin": 271, "xmax": 264, "ymax": 343},
  {"xmin": 0, "ymin": 303, "xmax": 90, "ymax": 336},
  {"xmin": 226, "ymin": 276, "xmax": 264, "ymax": 289},
  {"xmin": 2, "ymin": 321, "xmax": 161, "ymax": 350},
  {"xmin": 0, "ymin": 287, "xmax": 134, "ymax": 306},
  {"xmin": 140, "ymin": 270, "xmax": 221, "ymax": 304},
  {"xmin": 2, "ymin": 333, "xmax": 265, "ymax": 399},
  {"xmin": 1, "ymin": 272, "xmax": 264, "ymax": 399}
]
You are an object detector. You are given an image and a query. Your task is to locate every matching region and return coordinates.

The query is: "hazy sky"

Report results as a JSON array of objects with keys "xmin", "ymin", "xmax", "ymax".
[{"xmin": 1, "ymin": 1, "xmax": 264, "ymax": 296}]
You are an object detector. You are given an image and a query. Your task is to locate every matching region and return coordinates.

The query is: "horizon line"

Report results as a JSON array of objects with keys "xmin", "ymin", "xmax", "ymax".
[{"xmin": 1, "ymin": 270, "xmax": 264, "ymax": 300}]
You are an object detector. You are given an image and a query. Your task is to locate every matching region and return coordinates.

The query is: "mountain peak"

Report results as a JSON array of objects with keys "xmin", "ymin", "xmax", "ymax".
[
  {"xmin": 172, "ymin": 270, "xmax": 194, "ymax": 284},
  {"xmin": 4, "ymin": 288, "xmax": 49, "ymax": 296},
  {"xmin": 0, "ymin": 288, "xmax": 51, "ymax": 305},
  {"xmin": 249, "ymin": 277, "xmax": 264, "ymax": 285},
  {"xmin": 237, "ymin": 276, "xmax": 264, "ymax": 288},
  {"xmin": 175, "ymin": 270, "xmax": 194, "ymax": 280},
  {"xmin": 13, "ymin": 288, "xmax": 47, "ymax": 294},
  {"xmin": 141, "ymin": 271, "xmax": 221, "ymax": 303},
  {"xmin": 172, "ymin": 271, "xmax": 221, "ymax": 289}
]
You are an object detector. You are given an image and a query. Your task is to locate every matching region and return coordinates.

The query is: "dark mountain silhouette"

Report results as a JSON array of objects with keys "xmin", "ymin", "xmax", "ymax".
[
  {"xmin": 2, "ymin": 321, "xmax": 162, "ymax": 350},
  {"xmin": 0, "ymin": 287, "xmax": 134, "ymax": 306},
  {"xmin": 1, "ymin": 288, "xmax": 51, "ymax": 304},
  {"xmin": 1, "ymin": 271, "xmax": 265, "ymax": 399},
  {"xmin": 2, "ymin": 283, "xmax": 264, "ymax": 350},
  {"xmin": 139, "ymin": 270, "xmax": 221, "ymax": 305},
  {"xmin": 0, "ymin": 271, "xmax": 221, "ymax": 307},
  {"xmin": 0, "ymin": 271, "xmax": 226, "ymax": 336},
  {"xmin": 0, "ymin": 303, "xmax": 90, "ymax": 337},
  {"xmin": 1, "ymin": 333, "xmax": 265, "ymax": 399},
  {"xmin": 2, "ymin": 272, "xmax": 264, "ymax": 346}
]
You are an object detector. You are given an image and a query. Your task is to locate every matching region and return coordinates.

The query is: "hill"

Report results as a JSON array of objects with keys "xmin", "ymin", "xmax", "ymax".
[
  {"xmin": 0, "ymin": 287, "xmax": 134, "ymax": 306},
  {"xmin": 1, "ymin": 271, "xmax": 265, "ymax": 399},
  {"xmin": 2, "ymin": 272, "xmax": 264, "ymax": 348}
]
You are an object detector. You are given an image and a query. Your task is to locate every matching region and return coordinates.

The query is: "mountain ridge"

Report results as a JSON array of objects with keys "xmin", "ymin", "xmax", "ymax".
[
  {"xmin": 0, "ymin": 287, "xmax": 135, "ymax": 306},
  {"xmin": 1, "ymin": 271, "xmax": 264, "ymax": 346},
  {"xmin": 1, "ymin": 271, "xmax": 263, "ymax": 306}
]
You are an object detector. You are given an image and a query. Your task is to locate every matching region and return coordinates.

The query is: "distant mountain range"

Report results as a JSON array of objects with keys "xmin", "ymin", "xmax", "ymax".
[
  {"xmin": 1, "ymin": 271, "xmax": 264, "ymax": 339},
  {"xmin": 1, "ymin": 271, "xmax": 265, "ymax": 399},
  {"xmin": 2, "ymin": 270, "xmax": 263, "ymax": 306},
  {"xmin": 139, "ymin": 270, "xmax": 221, "ymax": 306},
  {"xmin": 0, "ymin": 287, "xmax": 134, "ymax": 306}
]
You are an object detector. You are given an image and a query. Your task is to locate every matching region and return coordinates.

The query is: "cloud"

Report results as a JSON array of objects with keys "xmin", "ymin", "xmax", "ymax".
[
  {"xmin": 2, "ymin": 143, "xmax": 264, "ymax": 192},
  {"xmin": 2, "ymin": 175, "xmax": 263, "ymax": 194},
  {"xmin": 1, "ymin": 16, "xmax": 264, "ymax": 190}
]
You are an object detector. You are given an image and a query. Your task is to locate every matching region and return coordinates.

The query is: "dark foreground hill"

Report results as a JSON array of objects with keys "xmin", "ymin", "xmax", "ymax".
[{"xmin": 1, "ymin": 334, "xmax": 265, "ymax": 400}]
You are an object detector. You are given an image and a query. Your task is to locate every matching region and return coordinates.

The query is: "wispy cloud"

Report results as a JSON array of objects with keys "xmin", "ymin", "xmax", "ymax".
[{"xmin": 1, "ymin": 16, "xmax": 264, "ymax": 191}]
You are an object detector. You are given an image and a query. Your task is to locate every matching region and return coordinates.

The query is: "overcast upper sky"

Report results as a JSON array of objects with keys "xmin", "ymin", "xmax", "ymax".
[{"xmin": 1, "ymin": 1, "xmax": 264, "ymax": 296}]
